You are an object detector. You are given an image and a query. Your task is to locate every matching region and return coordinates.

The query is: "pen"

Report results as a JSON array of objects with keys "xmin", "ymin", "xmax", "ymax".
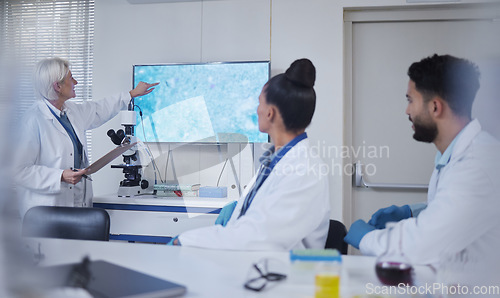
[{"xmin": 71, "ymin": 168, "xmax": 93, "ymax": 181}]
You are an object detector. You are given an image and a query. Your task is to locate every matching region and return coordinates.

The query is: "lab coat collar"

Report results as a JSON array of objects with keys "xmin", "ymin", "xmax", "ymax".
[
  {"xmin": 435, "ymin": 131, "xmax": 461, "ymax": 170},
  {"xmin": 38, "ymin": 100, "xmax": 71, "ymax": 137},
  {"xmin": 38, "ymin": 100, "xmax": 55, "ymax": 120},
  {"xmin": 43, "ymin": 98, "xmax": 68, "ymax": 117},
  {"xmin": 434, "ymin": 119, "xmax": 482, "ymax": 170}
]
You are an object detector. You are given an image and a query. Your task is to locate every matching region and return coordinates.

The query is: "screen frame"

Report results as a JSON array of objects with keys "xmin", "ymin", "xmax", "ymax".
[{"xmin": 132, "ymin": 60, "xmax": 271, "ymax": 144}]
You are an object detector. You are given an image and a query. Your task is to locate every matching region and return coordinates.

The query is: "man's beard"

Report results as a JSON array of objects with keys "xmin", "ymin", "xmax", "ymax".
[{"xmin": 412, "ymin": 115, "xmax": 438, "ymax": 143}]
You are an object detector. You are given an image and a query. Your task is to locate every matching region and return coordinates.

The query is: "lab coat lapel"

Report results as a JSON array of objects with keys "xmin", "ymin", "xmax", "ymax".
[
  {"xmin": 65, "ymin": 109, "xmax": 86, "ymax": 147},
  {"xmin": 428, "ymin": 120, "xmax": 482, "ymax": 204},
  {"xmin": 65, "ymin": 107, "xmax": 90, "ymax": 167},
  {"xmin": 449, "ymin": 119, "xmax": 482, "ymax": 162},
  {"xmin": 39, "ymin": 101, "xmax": 68, "ymax": 137}
]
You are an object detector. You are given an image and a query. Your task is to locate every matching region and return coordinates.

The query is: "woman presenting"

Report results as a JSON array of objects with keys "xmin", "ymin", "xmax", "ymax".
[
  {"xmin": 14, "ymin": 57, "xmax": 158, "ymax": 219},
  {"xmin": 171, "ymin": 58, "xmax": 331, "ymax": 250}
]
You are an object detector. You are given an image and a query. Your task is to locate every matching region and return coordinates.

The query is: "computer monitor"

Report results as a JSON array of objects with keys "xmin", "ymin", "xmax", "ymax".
[{"xmin": 133, "ymin": 61, "xmax": 270, "ymax": 143}]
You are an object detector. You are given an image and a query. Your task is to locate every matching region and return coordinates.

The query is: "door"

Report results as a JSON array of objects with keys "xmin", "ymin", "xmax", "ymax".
[{"xmin": 344, "ymin": 5, "xmax": 500, "ymax": 253}]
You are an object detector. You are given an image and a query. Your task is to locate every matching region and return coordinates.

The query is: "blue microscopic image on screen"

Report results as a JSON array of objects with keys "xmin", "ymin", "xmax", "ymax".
[{"xmin": 133, "ymin": 61, "xmax": 270, "ymax": 143}]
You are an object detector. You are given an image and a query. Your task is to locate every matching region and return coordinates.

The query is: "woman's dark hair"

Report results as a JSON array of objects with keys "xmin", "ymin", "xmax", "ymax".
[
  {"xmin": 264, "ymin": 58, "xmax": 316, "ymax": 132},
  {"xmin": 408, "ymin": 54, "xmax": 480, "ymax": 119}
]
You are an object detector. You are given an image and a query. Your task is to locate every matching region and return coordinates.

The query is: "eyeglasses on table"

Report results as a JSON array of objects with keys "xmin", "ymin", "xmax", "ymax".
[{"xmin": 244, "ymin": 258, "xmax": 287, "ymax": 292}]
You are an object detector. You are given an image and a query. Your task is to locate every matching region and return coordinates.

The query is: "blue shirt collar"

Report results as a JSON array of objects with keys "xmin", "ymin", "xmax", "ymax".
[
  {"xmin": 434, "ymin": 130, "xmax": 463, "ymax": 170},
  {"xmin": 259, "ymin": 132, "xmax": 308, "ymax": 168},
  {"xmin": 259, "ymin": 146, "xmax": 275, "ymax": 168}
]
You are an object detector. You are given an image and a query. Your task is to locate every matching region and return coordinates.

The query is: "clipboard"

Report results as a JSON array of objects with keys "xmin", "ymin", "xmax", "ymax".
[{"xmin": 85, "ymin": 142, "xmax": 138, "ymax": 175}]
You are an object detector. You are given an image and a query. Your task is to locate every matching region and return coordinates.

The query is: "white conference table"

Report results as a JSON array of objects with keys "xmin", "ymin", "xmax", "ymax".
[{"xmin": 28, "ymin": 238, "xmax": 436, "ymax": 297}]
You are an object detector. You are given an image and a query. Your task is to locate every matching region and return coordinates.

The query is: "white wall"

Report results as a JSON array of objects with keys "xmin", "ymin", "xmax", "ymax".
[
  {"xmin": 92, "ymin": 0, "xmax": 492, "ymax": 221},
  {"xmin": 92, "ymin": 0, "xmax": 271, "ymax": 201}
]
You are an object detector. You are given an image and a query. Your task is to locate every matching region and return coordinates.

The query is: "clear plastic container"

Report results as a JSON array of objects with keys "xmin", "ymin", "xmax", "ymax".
[
  {"xmin": 289, "ymin": 249, "xmax": 342, "ymax": 298},
  {"xmin": 315, "ymin": 260, "xmax": 340, "ymax": 298}
]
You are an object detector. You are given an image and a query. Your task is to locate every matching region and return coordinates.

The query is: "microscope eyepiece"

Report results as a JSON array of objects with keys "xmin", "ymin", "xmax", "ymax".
[
  {"xmin": 107, "ymin": 129, "xmax": 123, "ymax": 145},
  {"xmin": 116, "ymin": 129, "xmax": 125, "ymax": 140}
]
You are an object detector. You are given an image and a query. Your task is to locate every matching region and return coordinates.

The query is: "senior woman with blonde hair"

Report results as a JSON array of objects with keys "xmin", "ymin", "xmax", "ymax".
[{"xmin": 14, "ymin": 57, "xmax": 158, "ymax": 219}]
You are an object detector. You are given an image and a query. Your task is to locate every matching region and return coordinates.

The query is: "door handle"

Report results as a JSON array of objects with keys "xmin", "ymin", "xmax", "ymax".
[{"xmin": 354, "ymin": 162, "xmax": 428, "ymax": 190}]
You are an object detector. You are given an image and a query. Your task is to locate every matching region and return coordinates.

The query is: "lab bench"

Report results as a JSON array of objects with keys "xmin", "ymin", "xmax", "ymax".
[{"xmin": 93, "ymin": 194, "xmax": 230, "ymax": 243}]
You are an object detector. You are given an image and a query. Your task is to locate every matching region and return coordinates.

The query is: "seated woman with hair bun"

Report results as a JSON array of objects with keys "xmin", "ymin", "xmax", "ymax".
[{"xmin": 171, "ymin": 58, "xmax": 331, "ymax": 250}]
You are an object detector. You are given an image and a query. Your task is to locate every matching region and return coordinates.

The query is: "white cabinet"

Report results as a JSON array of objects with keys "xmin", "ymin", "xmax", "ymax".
[{"xmin": 93, "ymin": 194, "xmax": 230, "ymax": 243}]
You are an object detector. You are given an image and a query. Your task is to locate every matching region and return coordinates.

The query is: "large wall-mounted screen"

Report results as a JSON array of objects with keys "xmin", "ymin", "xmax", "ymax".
[{"xmin": 133, "ymin": 61, "xmax": 270, "ymax": 143}]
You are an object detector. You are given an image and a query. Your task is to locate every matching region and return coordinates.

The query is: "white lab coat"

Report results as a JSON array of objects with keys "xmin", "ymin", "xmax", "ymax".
[
  {"xmin": 360, "ymin": 120, "xmax": 500, "ymax": 271},
  {"xmin": 13, "ymin": 92, "xmax": 131, "ymax": 219},
  {"xmin": 179, "ymin": 138, "xmax": 331, "ymax": 251}
]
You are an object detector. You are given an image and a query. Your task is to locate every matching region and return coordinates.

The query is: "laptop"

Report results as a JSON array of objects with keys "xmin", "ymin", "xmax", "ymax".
[{"xmin": 39, "ymin": 258, "xmax": 186, "ymax": 297}]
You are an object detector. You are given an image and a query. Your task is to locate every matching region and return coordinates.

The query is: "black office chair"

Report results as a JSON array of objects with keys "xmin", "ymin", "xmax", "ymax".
[
  {"xmin": 22, "ymin": 206, "xmax": 110, "ymax": 241},
  {"xmin": 325, "ymin": 219, "xmax": 348, "ymax": 254}
]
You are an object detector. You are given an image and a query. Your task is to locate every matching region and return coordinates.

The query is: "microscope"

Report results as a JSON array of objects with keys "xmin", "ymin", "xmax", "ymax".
[{"xmin": 107, "ymin": 102, "xmax": 149, "ymax": 197}]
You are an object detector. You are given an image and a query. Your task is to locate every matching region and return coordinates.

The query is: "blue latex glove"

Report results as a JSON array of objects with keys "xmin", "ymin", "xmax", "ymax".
[
  {"xmin": 344, "ymin": 219, "xmax": 376, "ymax": 249},
  {"xmin": 167, "ymin": 235, "xmax": 181, "ymax": 246},
  {"xmin": 368, "ymin": 205, "xmax": 411, "ymax": 229},
  {"xmin": 214, "ymin": 200, "xmax": 237, "ymax": 227}
]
